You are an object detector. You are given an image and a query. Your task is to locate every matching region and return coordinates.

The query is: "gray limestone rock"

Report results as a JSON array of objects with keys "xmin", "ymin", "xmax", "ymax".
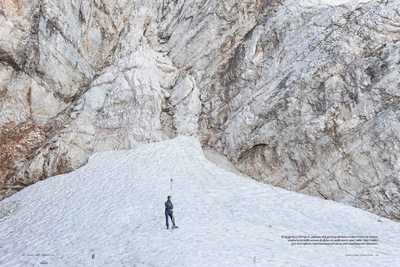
[{"xmin": 1, "ymin": 0, "xmax": 399, "ymax": 221}]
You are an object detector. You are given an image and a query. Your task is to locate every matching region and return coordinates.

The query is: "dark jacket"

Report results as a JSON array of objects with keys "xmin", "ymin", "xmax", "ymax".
[{"xmin": 165, "ymin": 200, "xmax": 173, "ymax": 211}]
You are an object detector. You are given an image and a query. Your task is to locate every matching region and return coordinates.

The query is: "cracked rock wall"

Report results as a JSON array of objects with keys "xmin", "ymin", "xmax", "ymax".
[
  {"xmin": 200, "ymin": 0, "xmax": 400, "ymax": 220},
  {"xmin": 1, "ymin": 0, "xmax": 399, "ymax": 221}
]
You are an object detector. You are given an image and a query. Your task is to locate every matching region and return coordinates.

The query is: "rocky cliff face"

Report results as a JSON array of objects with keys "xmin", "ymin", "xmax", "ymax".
[{"xmin": 1, "ymin": 0, "xmax": 399, "ymax": 221}]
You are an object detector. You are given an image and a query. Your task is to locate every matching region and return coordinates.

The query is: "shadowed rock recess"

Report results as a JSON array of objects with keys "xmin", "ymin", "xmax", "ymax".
[{"xmin": 0, "ymin": 0, "xmax": 399, "ymax": 221}]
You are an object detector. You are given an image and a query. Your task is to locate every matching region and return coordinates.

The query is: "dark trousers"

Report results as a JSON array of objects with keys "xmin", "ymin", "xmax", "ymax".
[{"xmin": 165, "ymin": 210, "xmax": 175, "ymax": 227}]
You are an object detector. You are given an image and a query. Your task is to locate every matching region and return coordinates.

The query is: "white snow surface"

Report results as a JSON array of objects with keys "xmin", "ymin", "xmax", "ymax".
[{"xmin": 0, "ymin": 136, "xmax": 399, "ymax": 266}]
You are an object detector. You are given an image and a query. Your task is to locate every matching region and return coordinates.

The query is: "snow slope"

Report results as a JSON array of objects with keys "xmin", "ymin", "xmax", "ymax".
[{"xmin": 0, "ymin": 136, "xmax": 399, "ymax": 266}]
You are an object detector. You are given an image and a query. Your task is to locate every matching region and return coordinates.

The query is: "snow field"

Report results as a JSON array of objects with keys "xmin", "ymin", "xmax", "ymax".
[{"xmin": 0, "ymin": 136, "xmax": 399, "ymax": 266}]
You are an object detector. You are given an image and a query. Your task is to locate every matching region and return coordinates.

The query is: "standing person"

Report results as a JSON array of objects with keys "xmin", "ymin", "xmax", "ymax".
[{"xmin": 165, "ymin": 196, "xmax": 178, "ymax": 229}]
